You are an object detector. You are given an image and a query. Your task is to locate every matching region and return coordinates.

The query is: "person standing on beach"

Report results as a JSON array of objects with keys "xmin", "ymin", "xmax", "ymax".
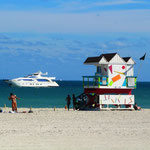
[
  {"xmin": 72, "ymin": 94, "xmax": 76, "ymax": 110},
  {"xmin": 8, "ymin": 93, "xmax": 20, "ymax": 112},
  {"xmin": 66, "ymin": 95, "xmax": 71, "ymax": 111}
]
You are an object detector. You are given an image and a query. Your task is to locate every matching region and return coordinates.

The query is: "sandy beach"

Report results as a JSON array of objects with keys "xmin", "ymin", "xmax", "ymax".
[{"xmin": 0, "ymin": 108, "xmax": 150, "ymax": 150}]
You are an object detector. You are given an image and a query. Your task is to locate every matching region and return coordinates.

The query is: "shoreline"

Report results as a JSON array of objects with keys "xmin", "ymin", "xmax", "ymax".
[
  {"xmin": 0, "ymin": 108, "xmax": 150, "ymax": 150},
  {"xmin": 1, "ymin": 107, "xmax": 150, "ymax": 111}
]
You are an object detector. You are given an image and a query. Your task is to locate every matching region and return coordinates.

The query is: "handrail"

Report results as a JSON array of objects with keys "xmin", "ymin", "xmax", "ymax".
[
  {"xmin": 83, "ymin": 75, "xmax": 108, "ymax": 87},
  {"xmin": 83, "ymin": 75, "xmax": 137, "ymax": 88},
  {"xmin": 82, "ymin": 75, "xmax": 108, "ymax": 78}
]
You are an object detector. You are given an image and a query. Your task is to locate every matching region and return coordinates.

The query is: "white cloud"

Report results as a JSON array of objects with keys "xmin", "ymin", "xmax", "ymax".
[
  {"xmin": 39, "ymin": 0, "xmax": 146, "ymax": 13},
  {"xmin": 0, "ymin": 32, "xmax": 149, "ymax": 63},
  {"xmin": 0, "ymin": 9, "xmax": 150, "ymax": 33},
  {"xmin": 93, "ymin": 0, "xmax": 143, "ymax": 6}
]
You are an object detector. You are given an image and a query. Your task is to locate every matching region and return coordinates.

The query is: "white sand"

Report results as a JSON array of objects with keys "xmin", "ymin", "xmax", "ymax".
[{"xmin": 0, "ymin": 108, "xmax": 150, "ymax": 150}]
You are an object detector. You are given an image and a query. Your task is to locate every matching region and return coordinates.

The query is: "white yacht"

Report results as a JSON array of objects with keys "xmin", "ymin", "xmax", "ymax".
[{"xmin": 5, "ymin": 71, "xmax": 59, "ymax": 87}]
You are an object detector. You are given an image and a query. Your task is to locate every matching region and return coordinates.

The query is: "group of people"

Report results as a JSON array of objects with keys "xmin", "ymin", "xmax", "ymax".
[
  {"xmin": 66, "ymin": 94, "xmax": 76, "ymax": 111},
  {"xmin": 8, "ymin": 93, "xmax": 76, "ymax": 112},
  {"xmin": 7, "ymin": 92, "xmax": 141, "ymax": 112}
]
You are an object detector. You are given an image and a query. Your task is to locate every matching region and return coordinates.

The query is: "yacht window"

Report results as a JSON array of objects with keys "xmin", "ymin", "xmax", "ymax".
[
  {"xmin": 36, "ymin": 79, "xmax": 49, "ymax": 82},
  {"xmin": 22, "ymin": 79, "xmax": 33, "ymax": 81},
  {"xmin": 29, "ymin": 76, "xmax": 36, "ymax": 78}
]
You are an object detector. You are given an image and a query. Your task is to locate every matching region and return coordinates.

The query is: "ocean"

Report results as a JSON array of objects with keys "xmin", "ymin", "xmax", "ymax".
[{"xmin": 0, "ymin": 80, "xmax": 150, "ymax": 108}]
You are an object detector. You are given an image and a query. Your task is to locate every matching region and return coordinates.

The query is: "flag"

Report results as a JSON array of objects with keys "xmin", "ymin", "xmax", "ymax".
[{"xmin": 140, "ymin": 53, "xmax": 146, "ymax": 60}]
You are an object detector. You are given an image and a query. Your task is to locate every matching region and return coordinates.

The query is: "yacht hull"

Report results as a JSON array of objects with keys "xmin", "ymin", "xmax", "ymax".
[
  {"xmin": 6, "ymin": 80, "xmax": 59, "ymax": 87},
  {"xmin": 4, "ymin": 71, "xmax": 59, "ymax": 87}
]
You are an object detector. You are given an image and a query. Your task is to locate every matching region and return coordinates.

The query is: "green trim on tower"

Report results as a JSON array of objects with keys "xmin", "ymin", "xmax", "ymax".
[
  {"xmin": 109, "ymin": 81, "xmax": 113, "ymax": 86},
  {"xmin": 98, "ymin": 77, "xmax": 100, "ymax": 88},
  {"xmin": 126, "ymin": 78, "xmax": 128, "ymax": 87},
  {"xmin": 135, "ymin": 77, "xmax": 137, "ymax": 88},
  {"xmin": 107, "ymin": 77, "xmax": 109, "ymax": 86}
]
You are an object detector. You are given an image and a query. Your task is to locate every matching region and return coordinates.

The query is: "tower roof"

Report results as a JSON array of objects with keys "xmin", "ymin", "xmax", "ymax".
[
  {"xmin": 84, "ymin": 53, "xmax": 135, "ymax": 65},
  {"xmin": 122, "ymin": 57, "xmax": 131, "ymax": 62},
  {"xmin": 84, "ymin": 56, "xmax": 102, "ymax": 63},
  {"xmin": 101, "ymin": 53, "xmax": 117, "ymax": 62},
  {"xmin": 84, "ymin": 53, "xmax": 117, "ymax": 64},
  {"xmin": 84, "ymin": 56, "xmax": 103, "ymax": 63},
  {"xmin": 122, "ymin": 57, "xmax": 135, "ymax": 64}
]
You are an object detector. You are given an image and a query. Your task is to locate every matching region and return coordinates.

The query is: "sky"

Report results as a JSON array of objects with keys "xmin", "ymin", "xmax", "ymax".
[{"xmin": 0, "ymin": 0, "xmax": 150, "ymax": 81}]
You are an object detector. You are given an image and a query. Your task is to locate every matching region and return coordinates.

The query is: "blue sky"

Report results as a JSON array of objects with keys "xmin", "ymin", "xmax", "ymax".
[{"xmin": 0, "ymin": 0, "xmax": 150, "ymax": 81}]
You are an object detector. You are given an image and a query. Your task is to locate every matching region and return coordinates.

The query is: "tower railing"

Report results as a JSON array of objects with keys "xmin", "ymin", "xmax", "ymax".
[
  {"xmin": 82, "ymin": 75, "xmax": 108, "ymax": 88},
  {"xmin": 83, "ymin": 75, "xmax": 137, "ymax": 88}
]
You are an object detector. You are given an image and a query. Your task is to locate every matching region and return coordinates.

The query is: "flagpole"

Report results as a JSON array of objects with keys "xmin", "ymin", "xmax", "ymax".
[
  {"xmin": 137, "ymin": 53, "xmax": 146, "ymax": 78},
  {"xmin": 137, "ymin": 61, "xmax": 143, "ymax": 78}
]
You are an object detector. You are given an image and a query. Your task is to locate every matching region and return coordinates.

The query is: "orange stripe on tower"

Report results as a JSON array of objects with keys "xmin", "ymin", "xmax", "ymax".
[{"xmin": 112, "ymin": 74, "xmax": 121, "ymax": 83}]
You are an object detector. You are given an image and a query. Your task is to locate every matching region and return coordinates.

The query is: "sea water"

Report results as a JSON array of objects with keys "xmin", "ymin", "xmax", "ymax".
[{"xmin": 0, "ymin": 80, "xmax": 150, "ymax": 108}]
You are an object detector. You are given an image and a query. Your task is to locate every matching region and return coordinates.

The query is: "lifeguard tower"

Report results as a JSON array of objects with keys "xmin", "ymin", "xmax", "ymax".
[{"xmin": 82, "ymin": 53, "xmax": 136, "ymax": 110}]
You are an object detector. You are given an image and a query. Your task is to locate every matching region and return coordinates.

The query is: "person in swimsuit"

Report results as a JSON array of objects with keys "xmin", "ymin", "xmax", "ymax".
[{"xmin": 8, "ymin": 93, "xmax": 20, "ymax": 112}]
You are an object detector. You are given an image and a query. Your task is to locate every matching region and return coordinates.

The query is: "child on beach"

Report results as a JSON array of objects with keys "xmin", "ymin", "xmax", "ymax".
[{"xmin": 8, "ymin": 93, "xmax": 20, "ymax": 112}]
